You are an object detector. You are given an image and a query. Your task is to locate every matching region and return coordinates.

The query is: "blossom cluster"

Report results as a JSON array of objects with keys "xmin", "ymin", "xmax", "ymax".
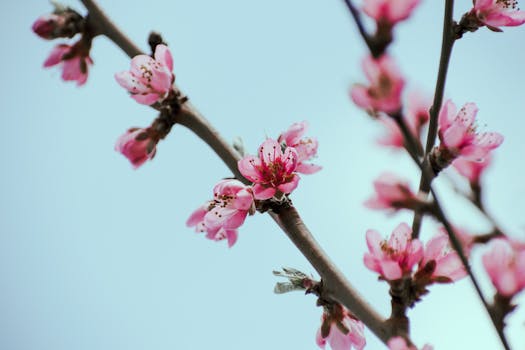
[{"xmin": 188, "ymin": 121, "xmax": 321, "ymax": 246}]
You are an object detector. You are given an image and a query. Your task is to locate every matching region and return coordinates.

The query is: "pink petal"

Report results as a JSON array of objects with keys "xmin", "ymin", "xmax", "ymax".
[
  {"xmin": 252, "ymin": 184, "xmax": 276, "ymax": 200},
  {"xmin": 277, "ymin": 174, "xmax": 300, "ymax": 195},
  {"xmin": 381, "ymin": 260, "xmax": 403, "ymax": 280},
  {"xmin": 296, "ymin": 163, "xmax": 323, "ymax": 174},
  {"xmin": 258, "ymin": 139, "xmax": 283, "ymax": 165},
  {"xmin": 154, "ymin": 44, "xmax": 174, "ymax": 71},
  {"xmin": 131, "ymin": 93, "xmax": 161, "ymax": 105},
  {"xmin": 238, "ymin": 156, "xmax": 264, "ymax": 182}
]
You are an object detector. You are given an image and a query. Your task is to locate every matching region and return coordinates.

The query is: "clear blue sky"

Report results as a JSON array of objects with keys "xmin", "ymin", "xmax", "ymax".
[{"xmin": 1, "ymin": 1, "xmax": 525, "ymax": 349}]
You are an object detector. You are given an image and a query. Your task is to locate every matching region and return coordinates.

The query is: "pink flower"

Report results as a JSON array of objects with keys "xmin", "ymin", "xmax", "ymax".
[
  {"xmin": 452, "ymin": 155, "xmax": 491, "ymax": 185},
  {"xmin": 32, "ymin": 14, "xmax": 66, "ymax": 39},
  {"xmin": 363, "ymin": 0, "xmax": 421, "ymax": 26},
  {"xmin": 115, "ymin": 44, "xmax": 174, "ymax": 105},
  {"xmin": 278, "ymin": 121, "xmax": 322, "ymax": 174},
  {"xmin": 364, "ymin": 172, "xmax": 422, "ymax": 211},
  {"xmin": 418, "ymin": 231, "xmax": 467, "ymax": 283},
  {"xmin": 388, "ymin": 336, "xmax": 433, "ymax": 350},
  {"xmin": 238, "ymin": 139, "xmax": 300, "ymax": 200},
  {"xmin": 438, "ymin": 100, "xmax": 503, "ymax": 162},
  {"xmin": 376, "ymin": 115, "xmax": 404, "ymax": 148},
  {"xmin": 471, "ymin": 0, "xmax": 525, "ymax": 29},
  {"xmin": 482, "ymin": 238, "xmax": 525, "ymax": 297},
  {"xmin": 350, "ymin": 55, "xmax": 405, "ymax": 114},
  {"xmin": 43, "ymin": 43, "xmax": 93, "ymax": 86},
  {"xmin": 364, "ymin": 223, "xmax": 423, "ymax": 280},
  {"xmin": 115, "ymin": 128, "xmax": 156, "ymax": 169},
  {"xmin": 186, "ymin": 179, "xmax": 254, "ymax": 247},
  {"xmin": 316, "ymin": 305, "xmax": 366, "ymax": 350},
  {"xmin": 405, "ymin": 91, "xmax": 431, "ymax": 138}
]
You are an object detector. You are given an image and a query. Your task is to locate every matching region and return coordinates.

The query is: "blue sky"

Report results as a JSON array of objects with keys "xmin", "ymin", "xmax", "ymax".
[{"xmin": 1, "ymin": 1, "xmax": 525, "ymax": 349}]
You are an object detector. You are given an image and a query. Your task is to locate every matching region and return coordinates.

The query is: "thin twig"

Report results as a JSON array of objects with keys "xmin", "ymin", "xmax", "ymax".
[
  {"xmin": 79, "ymin": 0, "xmax": 398, "ymax": 345},
  {"xmin": 341, "ymin": 0, "xmax": 378, "ymax": 56},
  {"xmin": 411, "ymin": 0, "xmax": 456, "ymax": 239}
]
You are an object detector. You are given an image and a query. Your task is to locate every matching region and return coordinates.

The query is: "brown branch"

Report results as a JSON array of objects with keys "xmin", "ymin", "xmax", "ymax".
[
  {"xmin": 79, "ymin": 0, "xmax": 398, "ymax": 345},
  {"xmin": 411, "ymin": 0, "xmax": 456, "ymax": 239}
]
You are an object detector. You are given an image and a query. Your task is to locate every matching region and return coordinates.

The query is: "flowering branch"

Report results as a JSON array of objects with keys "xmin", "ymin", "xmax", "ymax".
[{"xmin": 79, "ymin": 0, "xmax": 404, "ymax": 345}]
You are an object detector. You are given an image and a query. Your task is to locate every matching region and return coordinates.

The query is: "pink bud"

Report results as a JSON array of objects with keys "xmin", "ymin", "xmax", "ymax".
[
  {"xmin": 115, "ymin": 128, "xmax": 156, "ymax": 169},
  {"xmin": 32, "ymin": 14, "xmax": 66, "ymax": 39}
]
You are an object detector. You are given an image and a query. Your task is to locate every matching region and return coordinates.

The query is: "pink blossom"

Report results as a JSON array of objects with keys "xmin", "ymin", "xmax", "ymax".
[
  {"xmin": 364, "ymin": 172, "xmax": 422, "ymax": 211},
  {"xmin": 278, "ymin": 121, "xmax": 322, "ymax": 174},
  {"xmin": 186, "ymin": 179, "xmax": 254, "ymax": 247},
  {"xmin": 482, "ymin": 238, "xmax": 525, "ymax": 297},
  {"xmin": 115, "ymin": 44, "xmax": 174, "ymax": 105},
  {"xmin": 405, "ymin": 90, "xmax": 431, "ymax": 138},
  {"xmin": 238, "ymin": 139, "xmax": 300, "ymax": 200},
  {"xmin": 438, "ymin": 100, "xmax": 503, "ymax": 162},
  {"xmin": 363, "ymin": 0, "xmax": 421, "ymax": 25},
  {"xmin": 418, "ymin": 231, "xmax": 467, "ymax": 283},
  {"xmin": 452, "ymin": 155, "xmax": 491, "ymax": 185},
  {"xmin": 471, "ymin": 0, "xmax": 525, "ymax": 29},
  {"xmin": 316, "ymin": 306, "xmax": 366, "ymax": 350},
  {"xmin": 43, "ymin": 43, "xmax": 93, "ymax": 86},
  {"xmin": 350, "ymin": 55, "xmax": 405, "ymax": 114},
  {"xmin": 438, "ymin": 226, "xmax": 476, "ymax": 257},
  {"xmin": 115, "ymin": 128, "xmax": 156, "ymax": 169},
  {"xmin": 364, "ymin": 223, "xmax": 423, "ymax": 280},
  {"xmin": 388, "ymin": 336, "xmax": 433, "ymax": 350},
  {"xmin": 32, "ymin": 14, "xmax": 66, "ymax": 39}
]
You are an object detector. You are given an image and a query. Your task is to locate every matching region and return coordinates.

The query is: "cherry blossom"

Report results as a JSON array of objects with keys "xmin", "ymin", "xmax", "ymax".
[
  {"xmin": 186, "ymin": 179, "xmax": 254, "ymax": 247},
  {"xmin": 115, "ymin": 128, "xmax": 156, "ymax": 169},
  {"xmin": 350, "ymin": 55, "xmax": 405, "ymax": 114},
  {"xmin": 278, "ymin": 121, "xmax": 322, "ymax": 174},
  {"xmin": 115, "ymin": 44, "xmax": 174, "ymax": 105},
  {"xmin": 417, "ymin": 231, "xmax": 467, "ymax": 283},
  {"xmin": 364, "ymin": 223, "xmax": 423, "ymax": 280},
  {"xmin": 376, "ymin": 115, "xmax": 404, "ymax": 148},
  {"xmin": 452, "ymin": 155, "xmax": 491, "ymax": 185},
  {"xmin": 471, "ymin": 0, "xmax": 525, "ymax": 30},
  {"xmin": 238, "ymin": 139, "xmax": 300, "ymax": 200},
  {"xmin": 405, "ymin": 91, "xmax": 431, "ymax": 138},
  {"xmin": 482, "ymin": 238, "xmax": 525, "ymax": 297},
  {"xmin": 388, "ymin": 336, "xmax": 433, "ymax": 350},
  {"xmin": 363, "ymin": 0, "xmax": 421, "ymax": 26},
  {"xmin": 316, "ymin": 305, "xmax": 366, "ymax": 350},
  {"xmin": 364, "ymin": 172, "xmax": 423, "ymax": 211},
  {"xmin": 437, "ymin": 100, "xmax": 503, "ymax": 163},
  {"xmin": 43, "ymin": 43, "xmax": 93, "ymax": 86}
]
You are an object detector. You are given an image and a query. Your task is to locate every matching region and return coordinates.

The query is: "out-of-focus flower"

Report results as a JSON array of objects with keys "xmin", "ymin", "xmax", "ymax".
[
  {"xmin": 364, "ymin": 172, "xmax": 424, "ymax": 211},
  {"xmin": 363, "ymin": 0, "xmax": 421, "ymax": 26},
  {"xmin": 238, "ymin": 139, "xmax": 299, "ymax": 200},
  {"xmin": 316, "ymin": 304, "xmax": 366, "ymax": 350},
  {"xmin": 350, "ymin": 55, "xmax": 405, "ymax": 114},
  {"xmin": 115, "ymin": 128, "xmax": 156, "ymax": 169},
  {"xmin": 417, "ymin": 231, "xmax": 467, "ymax": 283},
  {"xmin": 376, "ymin": 115, "xmax": 404, "ymax": 148},
  {"xmin": 278, "ymin": 121, "xmax": 322, "ymax": 174},
  {"xmin": 452, "ymin": 155, "xmax": 491, "ymax": 185},
  {"xmin": 43, "ymin": 43, "xmax": 93, "ymax": 86},
  {"xmin": 364, "ymin": 223, "xmax": 423, "ymax": 280},
  {"xmin": 405, "ymin": 90, "xmax": 431, "ymax": 138},
  {"xmin": 471, "ymin": 0, "xmax": 525, "ymax": 30},
  {"xmin": 388, "ymin": 336, "xmax": 433, "ymax": 350},
  {"xmin": 437, "ymin": 100, "xmax": 503, "ymax": 163},
  {"xmin": 186, "ymin": 179, "xmax": 254, "ymax": 247},
  {"xmin": 115, "ymin": 44, "xmax": 174, "ymax": 105},
  {"xmin": 482, "ymin": 238, "xmax": 525, "ymax": 297}
]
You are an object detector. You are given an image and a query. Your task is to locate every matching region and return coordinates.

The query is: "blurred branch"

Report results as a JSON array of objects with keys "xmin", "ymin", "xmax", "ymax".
[{"xmin": 80, "ymin": 0, "xmax": 399, "ymax": 345}]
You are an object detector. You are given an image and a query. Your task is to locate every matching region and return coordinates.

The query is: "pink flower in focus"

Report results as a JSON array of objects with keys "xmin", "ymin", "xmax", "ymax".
[
  {"xmin": 238, "ymin": 139, "xmax": 300, "ymax": 200},
  {"xmin": 186, "ymin": 179, "xmax": 254, "ymax": 247},
  {"xmin": 452, "ymin": 155, "xmax": 491, "ymax": 185},
  {"xmin": 278, "ymin": 121, "xmax": 322, "ymax": 174},
  {"xmin": 471, "ymin": 0, "xmax": 525, "ymax": 29},
  {"xmin": 350, "ymin": 55, "xmax": 405, "ymax": 114},
  {"xmin": 438, "ymin": 100, "xmax": 503, "ymax": 162},
  {"xmin": 364, "ymin": 223, "xmax": 423, "ymax": 280},
  {"xmin": 316, "ymin": 305, "xmax": 366, "ymax": 350},
  {"xmin": 115, "ymin": 44, "xmax": 174, "ymax": 105},
  {"xmin": 388, "ymin": 336, "xmax": 433, "ymax": 350},
  {"xmin": 364, "ymin": 172, "xmax": 422, "ymax": 211},
  {"xmin": 363, "ymin": 0, "xmax": 421, "ymax": 26},
  {"xmin": 482, "ymin": 238, "xmax": 525, "ymax": 297},
  {"xmin": 43, "ymin": 43, "xmax": 93, "ymax": 86},
  {"xmin": 115, "ymin": 128, "xmax": 156, "ymax": 169},
  {"xmin": 32, "ymin": 13, "xmax": 66, "ymax": 39},
  {"xmin": 418, "ymin": 231, "xmax": 467, "ymax": 283}
]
